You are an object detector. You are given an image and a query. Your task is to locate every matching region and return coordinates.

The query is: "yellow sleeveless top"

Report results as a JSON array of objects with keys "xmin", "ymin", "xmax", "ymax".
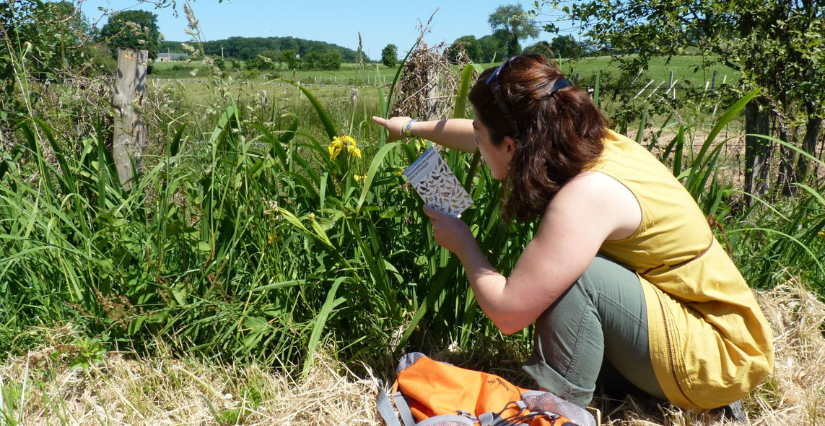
[{"xmin": 590, "ymin": 130, "xmax": 774, "ymax": 411}]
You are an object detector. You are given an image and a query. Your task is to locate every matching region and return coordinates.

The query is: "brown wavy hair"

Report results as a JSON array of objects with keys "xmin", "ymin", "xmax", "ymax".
[{"xmin": 469, "ymin": 54, "xmax": 609, "ymax": 222}]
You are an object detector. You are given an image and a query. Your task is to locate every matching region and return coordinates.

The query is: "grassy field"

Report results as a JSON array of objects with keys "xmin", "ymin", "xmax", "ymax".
[
  {"xmin": 147, "ymin": 54, "xmax": 745, "ymax": 169},
  {"xmin": 151, "ymin": 55, "xmax": 734, "ymax": 84},
  {"xmin": 561, "ymin": 55, "xmax": 735, "ymax": 87},
  {"xmin": 151, "ymin": 60, "xmax": 403, "ymax": 85},
  {"xmin": 149, "ymin": 54, "xmax": 738, "ymax": 121}
]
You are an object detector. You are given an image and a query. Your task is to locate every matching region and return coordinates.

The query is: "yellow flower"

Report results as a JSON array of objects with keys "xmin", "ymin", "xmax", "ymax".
[
  {"xmin": 354, "ymin": 174, "xmax": 365, "ymax": 182},
  {"xmin": 308, "ymin": 213, "xmax": 316, "ymax": 222},
  {"xmin": 328, "ymin": 136, "xmax": 360, "ymax": 160},
  {"xmin": 328, "ymin": 138, "xmax": 343, "ymax": 159}
]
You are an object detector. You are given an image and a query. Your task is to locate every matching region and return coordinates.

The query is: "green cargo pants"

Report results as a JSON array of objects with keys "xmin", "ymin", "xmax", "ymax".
[{"xmin": 522, "ymin": 255, "xmax": 668, "ymax": 408}]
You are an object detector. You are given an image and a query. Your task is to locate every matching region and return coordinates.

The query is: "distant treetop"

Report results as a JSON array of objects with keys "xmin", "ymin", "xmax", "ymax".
[
  {"xmin": 160, "ymin": 36, "xmax": 365, "ymax": 62},
  {"xmin": 98, "ymin": 10, "xmax": 161, "ymax": 60}
]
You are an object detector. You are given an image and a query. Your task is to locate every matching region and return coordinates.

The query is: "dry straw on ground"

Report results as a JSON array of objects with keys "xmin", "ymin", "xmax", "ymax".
[
  {"xmin": 1, "ymin": 280, "xmax": 823, "ymax": 425},
  {"xmin": 0, "ymin": 345, "xmax": 380, "ymax": 426}
]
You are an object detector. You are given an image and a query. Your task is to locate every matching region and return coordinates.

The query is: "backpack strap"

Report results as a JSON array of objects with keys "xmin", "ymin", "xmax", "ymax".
[
  {"xmin": 392, "ymin": 391, "xmax": 417, "ymax": 426},
  {"xmin": 477, "ymin": 400, "xmax": 535, "ymax": 426},
  {"xmin": 478, "ymin": 411, "xmax": 496, "ymax": 426},
  {"xmin": 377, "ymin": 386, "xmax": 404, "ymax": 426},
  {"xmin": 377, "ymin": 354, "xmax": 426, "ymax": 426}
]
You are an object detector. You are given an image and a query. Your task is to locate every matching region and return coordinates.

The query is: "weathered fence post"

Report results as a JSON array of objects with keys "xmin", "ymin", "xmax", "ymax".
[
  {"xmin": 112, "ymin": 48, "xmax": 148, "ymax": 191},
  {"xmin": 744, "ymin": 100, "xmax": 772, "ymax": 203}
]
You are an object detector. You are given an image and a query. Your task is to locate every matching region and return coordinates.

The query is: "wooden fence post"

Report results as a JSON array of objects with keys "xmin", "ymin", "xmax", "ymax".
[
  {"xmin": 744, "ymin": 100, "xmax": 772, "ymax": 202},
  {"xmin": 111, "ymin": 48, "xmax": 148, "ymax": 191}
]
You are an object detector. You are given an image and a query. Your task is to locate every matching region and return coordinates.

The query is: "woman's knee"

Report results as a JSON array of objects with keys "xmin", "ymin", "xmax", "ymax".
[{"xmin": 528, "ymin": 281, "xmax": 605, "ymax": 396}]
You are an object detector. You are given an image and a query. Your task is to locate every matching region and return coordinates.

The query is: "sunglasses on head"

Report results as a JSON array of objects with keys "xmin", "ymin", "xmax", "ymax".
[
  {"xmin": 486, "ymin": 56, "xmax": 572, "ymax": 135},
  {"xmin": 486, "ymin": 56, "xmax": 520, "ymax": 134}
]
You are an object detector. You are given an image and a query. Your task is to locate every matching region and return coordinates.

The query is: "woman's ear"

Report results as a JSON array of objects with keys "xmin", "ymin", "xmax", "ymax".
[{"xmin": 503, "ymin": 136, "xmax": 517, "ymax": 153}]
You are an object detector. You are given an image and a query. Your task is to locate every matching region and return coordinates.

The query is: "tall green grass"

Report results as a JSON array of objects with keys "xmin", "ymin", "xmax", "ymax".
[
  {"xmin": 0, "ymin": 54, "xmax": 515, "ymax": 375},
  {"xmin": 728, "ymin": 137, "xmax": 825, "ymax": 291}
]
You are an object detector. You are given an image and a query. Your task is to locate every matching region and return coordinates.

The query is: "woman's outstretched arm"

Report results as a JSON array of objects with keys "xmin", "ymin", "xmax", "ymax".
[{"xmin": 371, "ymin": 116, "xmax": 477, "ymax": 153}]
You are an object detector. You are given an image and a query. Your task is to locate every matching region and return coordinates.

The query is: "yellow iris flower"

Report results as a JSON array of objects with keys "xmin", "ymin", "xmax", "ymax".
[{"xmin": 328, "ymin": 136, "xmax": 361, "ymax": 160}]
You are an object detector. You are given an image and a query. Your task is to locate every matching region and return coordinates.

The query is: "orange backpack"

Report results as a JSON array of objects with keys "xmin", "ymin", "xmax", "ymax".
[{"xmin": 377, "ymin": 353, "xmax": 596, "ymax": 426}]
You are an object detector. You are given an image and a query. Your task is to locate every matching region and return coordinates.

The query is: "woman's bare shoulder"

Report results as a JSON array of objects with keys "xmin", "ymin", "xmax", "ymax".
[{"xmin": 548, "ymin": 171, "xmax": 642, "ymax": 241}]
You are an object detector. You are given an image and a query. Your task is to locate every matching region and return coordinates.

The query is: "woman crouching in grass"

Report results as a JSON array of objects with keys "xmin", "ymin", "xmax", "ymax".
[{"xmin": 372, "ymin": 53, "xmax": 773, "ymax": 417}]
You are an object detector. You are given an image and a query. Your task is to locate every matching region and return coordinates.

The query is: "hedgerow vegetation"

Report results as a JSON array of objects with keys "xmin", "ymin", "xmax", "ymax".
[{"xmin": 1, "ymin": 1, "xmax": 824, "ymax": 424}]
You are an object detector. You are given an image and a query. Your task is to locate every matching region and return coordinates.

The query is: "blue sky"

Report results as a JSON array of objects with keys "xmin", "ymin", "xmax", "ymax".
[{"xmin": 73, "ymin": 0, "xmax": 571, "ymax": 61}]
